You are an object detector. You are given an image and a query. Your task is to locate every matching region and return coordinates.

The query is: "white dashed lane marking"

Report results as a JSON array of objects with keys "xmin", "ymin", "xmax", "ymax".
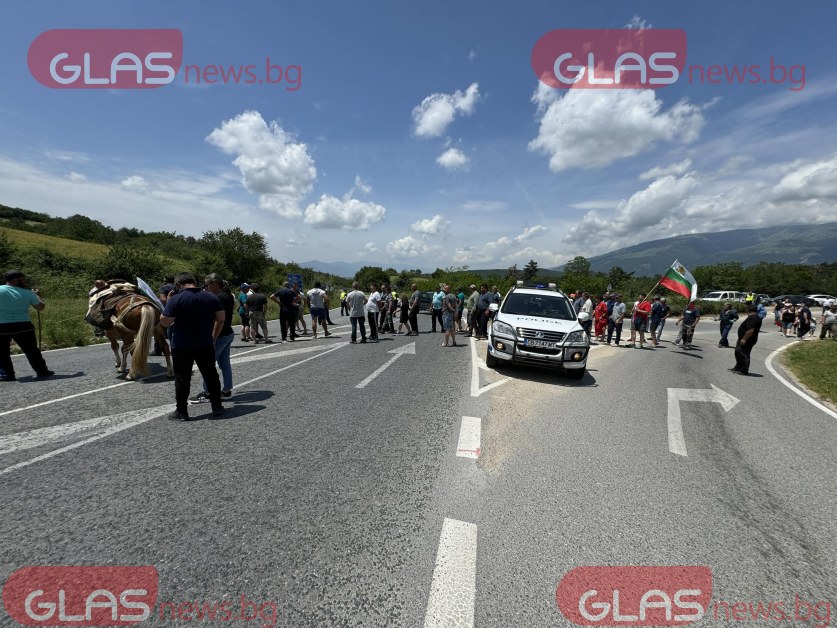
[
  {"xmin": 424, "ymin": 518, "xmax": 477, "ymax": 628},
  {"xmin": 456, "ymin": 416, "xmax": 481, "ymax": 459}
]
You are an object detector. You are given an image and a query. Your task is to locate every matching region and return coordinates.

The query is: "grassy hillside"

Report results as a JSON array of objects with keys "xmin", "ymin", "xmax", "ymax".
[{"xmin": 0, "ymin": 226, "xmax": 110, "ymax": 260}]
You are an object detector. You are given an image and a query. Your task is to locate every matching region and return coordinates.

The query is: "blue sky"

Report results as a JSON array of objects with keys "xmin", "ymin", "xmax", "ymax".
[{"xmin": 2, "ymin": 1, "xmax": 836, "ymax": 271}]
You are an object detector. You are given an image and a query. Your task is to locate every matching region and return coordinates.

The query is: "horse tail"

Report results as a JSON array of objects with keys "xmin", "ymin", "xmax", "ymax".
[{"xmin": 132, "ymin": 304, "xmax": 155, "ymax": 377}]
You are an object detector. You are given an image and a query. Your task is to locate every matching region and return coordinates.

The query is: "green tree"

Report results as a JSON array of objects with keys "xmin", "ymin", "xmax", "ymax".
[
  {"xmin": 199, "ymin": 228, "xmax": 271, "ymax": 284},
  {"xmin": 395, "ymin": 269, "xmax": 412, "ymax": 289},
  {"xmin": 523, "ymin": 259, "xmax": 539, "ymax": 280},
  {"xmin": 354, "ymin": 265, "xmax": 390, "ymax": 288},
  {"xmin": 507, "ymin": 264, "xmax": 519, "ymax": 279},
  {"xmin": 96, "ymin": 245, "xmax": 165, "ymax": 283},
  {"xmin": 565, "ymin": 256, "xmax": 592, "ymax": 275},
  {"xmin": 606, "ymin": 265, "xmax": 633, "ymax": 288}
]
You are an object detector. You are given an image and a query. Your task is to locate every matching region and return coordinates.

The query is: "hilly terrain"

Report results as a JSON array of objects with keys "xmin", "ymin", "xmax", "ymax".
[{"xmin": 557, "ymin": 223, "xmax": 837, "ymax": 275}]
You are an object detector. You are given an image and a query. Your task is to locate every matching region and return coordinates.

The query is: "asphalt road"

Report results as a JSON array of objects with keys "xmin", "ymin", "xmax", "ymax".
[{"xmin": 1, "ymin": 311, "xmax": 835, "ymax": 627}]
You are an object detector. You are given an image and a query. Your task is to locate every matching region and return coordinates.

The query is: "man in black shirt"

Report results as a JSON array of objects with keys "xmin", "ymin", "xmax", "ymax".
[
  {"xmin": 731, "ymin": 305, "xmax": 762, "ymax": 375},
  {"xmin": 246, "ymin": 284, "xmax": 271, "ymax": 344},
  {"xmin": 270, "ymin": 281, "xmax": 299, "ymax": 342},
  {"xmin": 160, "ymin": 273, "xmax": 224, "ymax": 420}
]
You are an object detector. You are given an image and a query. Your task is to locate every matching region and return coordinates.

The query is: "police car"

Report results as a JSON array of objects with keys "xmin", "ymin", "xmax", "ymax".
[{"xmin": 486, "ymin": 281, "xmax": 590, "ymax": 379}]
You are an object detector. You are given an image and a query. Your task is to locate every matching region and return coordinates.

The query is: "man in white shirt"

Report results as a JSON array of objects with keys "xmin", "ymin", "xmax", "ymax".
[
  {"xmin": 580, "ymin": 292, "xmax": 594, "ymax": 338},
  {"xmin": 366, "ymin": 283, "xmax": 381, "ymax": 342},
  {"xmin": 345, "ymin": 282, "xmax": 368, "ymax": 344},
  {"xmin": 306, "ymin": 281, "xmax": 331, "ymax": 339}
]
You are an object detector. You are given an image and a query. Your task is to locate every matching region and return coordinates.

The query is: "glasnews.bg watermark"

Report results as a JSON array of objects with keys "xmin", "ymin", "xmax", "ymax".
[
  {"xmin": 555, "ymin": 566, "xmax": 831, "ymax": 627},
  {"xmin": 2, "ymin": 566, "xmax": 278, "ymax": 626},
  {"xmin": 532, "ymin": 29, "xmax": 805, "ymax": 91},
  {"xmin": 27, "ymin": 29, "xmax": 301, "ymax": 91}
]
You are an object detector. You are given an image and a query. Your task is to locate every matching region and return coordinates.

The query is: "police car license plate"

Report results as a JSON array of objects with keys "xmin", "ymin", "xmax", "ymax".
[{"xmin": 524, "ymin": 339, "xmax": 556, "ymax": 349}]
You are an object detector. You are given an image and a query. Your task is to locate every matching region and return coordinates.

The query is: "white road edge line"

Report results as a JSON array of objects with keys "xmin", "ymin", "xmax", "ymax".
[
  {"xmin": 0, "ymin": 338, "xmax": 346, "ymax": 418},
  {"xmin": 0, "ymin": 405, "xmax": 174, "ymax": 476},
  {"xmin": 765, "ymin": 343, "xmax": 837, "ymax": 421},
  {"xmin": 424, "ymin": 518, "xmax": 477, "ymax": 628},
  {"xmin": 0, "ymin": 342, "xmax": 350, "ymax": 475},
  {"xmin": 0, "ymin": 380, "xmax": 138, "ymax": 418},
  {"xmin": 456, "ymin": 416, "xmax": 481, "ymax": 459}
]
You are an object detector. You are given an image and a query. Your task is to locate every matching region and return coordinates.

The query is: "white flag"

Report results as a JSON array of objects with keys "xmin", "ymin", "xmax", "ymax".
[{"xmin": 137, "ymin": 277, "xmax": 165, "ymax": 311}]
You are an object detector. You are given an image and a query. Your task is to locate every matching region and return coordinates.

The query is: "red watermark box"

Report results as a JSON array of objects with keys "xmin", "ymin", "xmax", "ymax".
[
  {"xmin": 3, "ymin": 566, "xmax": 158, "ymax": 625},
  {"xmin": 28, "ymin": 29, "xmax": 183, "ymax": 89},
  {"xmin": 555, "ymin": 566, "xmax": 712, "ymax": 625},
  {"xmin": 532, "ymin": 29, "xmax": 687, "ymax": 89}
]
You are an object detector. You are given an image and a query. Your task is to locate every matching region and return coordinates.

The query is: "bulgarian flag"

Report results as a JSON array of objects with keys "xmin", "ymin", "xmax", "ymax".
[{"xmin": 660, "ymin": 260, "xmax": 698, "ymax": 302}]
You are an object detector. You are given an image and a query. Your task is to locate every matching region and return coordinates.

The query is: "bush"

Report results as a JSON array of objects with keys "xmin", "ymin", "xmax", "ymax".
[{"xmin": 96, "ymin": 245, "xmax": 165, "ymax": 284}]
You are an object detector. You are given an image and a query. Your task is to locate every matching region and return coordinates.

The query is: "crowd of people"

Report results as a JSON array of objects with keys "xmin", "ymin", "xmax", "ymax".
[{"xmin": 3, "ymin": 264, "xmax": 836, "ymax": 413}]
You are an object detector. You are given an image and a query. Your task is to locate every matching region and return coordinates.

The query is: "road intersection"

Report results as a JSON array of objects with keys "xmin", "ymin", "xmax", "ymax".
[{"xmin": 1, "ymin": 313, "xmax": 834, "ymax": 626}]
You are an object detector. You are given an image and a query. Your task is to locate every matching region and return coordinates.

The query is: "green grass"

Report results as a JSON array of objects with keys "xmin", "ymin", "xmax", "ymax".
[
  {"xmin": 784, "ymin": 339, "xmax": 837, "ymax": 405},
  {"xmin": 1, "ymin": 226, "xmax": 110, "ymax": 260}
]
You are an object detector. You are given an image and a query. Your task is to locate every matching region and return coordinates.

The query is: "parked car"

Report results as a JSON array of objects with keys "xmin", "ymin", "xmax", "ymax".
[
  {"xmin": 699, "ymin": 290, "xmax": 745, "ymax": 302},
  {"xmin": 807, "ymin": 294, "xmax": 836, "ymax": 306},
  {"xmin": 418, "ymin": 291, "xmax": 434, "ymax": 313},
  {"xmin": 771, "ymin": 295, "xmax": 819, "ymax": 307}
]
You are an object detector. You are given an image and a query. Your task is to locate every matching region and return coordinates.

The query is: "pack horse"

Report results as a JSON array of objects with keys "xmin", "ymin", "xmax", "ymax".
[{"xmin": 86, "ymin": 281, "xmax": 173, "ymax": 380}]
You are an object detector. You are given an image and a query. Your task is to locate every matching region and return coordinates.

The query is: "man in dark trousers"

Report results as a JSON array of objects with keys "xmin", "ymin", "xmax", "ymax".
[
  {"xmin": 160, "ymin": 272, "xmax": 224, "ymax": 420},
  {"xmin": 731, "ymin": 305, "xmax": 762, "ymax": 376},
  {"xmin": 0, "ymin": 270, "xmax": 53, "ymax": 381},
  {"xmin": 270, "ymin": 281, "xmax": 299, "ymax": 342}
]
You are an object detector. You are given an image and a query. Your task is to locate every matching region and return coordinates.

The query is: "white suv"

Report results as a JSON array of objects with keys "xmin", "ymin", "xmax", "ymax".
[{"xmin": 486, "ymin": 282, "xmax": 590, "ymax": 379}]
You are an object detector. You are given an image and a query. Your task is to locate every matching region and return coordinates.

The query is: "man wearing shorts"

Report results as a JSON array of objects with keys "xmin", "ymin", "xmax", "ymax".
[
  {"xmin": 307, "ymin": 281, "xmax": 331, "ymax": 339},
  {"xmin": 441, "ymin": 284, "xmax": 459, "ymax": 347}
]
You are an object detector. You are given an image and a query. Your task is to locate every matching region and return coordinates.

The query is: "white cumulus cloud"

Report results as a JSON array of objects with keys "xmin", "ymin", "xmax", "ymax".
[
  {"xmin": 529, "ymin": 89, "xmax": 704, "ymax": 172},
  {"xmin": 206, "ymin": 110, "xmax": 316, "ymax": 219},
  {"xmin": 304, "ymin": 194, "xmax": 386, "ymax": 230},
  {"xmin": 772, "ymin": 155, "xmax": 837, "ymax": 201},
  {"xmin": 410, "ymin": 214, "xmax": 450, "ymax": 234},
  {"xmin": 436, "ymin": 148, "xmax": 470, "ymax": 171},
  {"xmin": 121, "ymin": 175, "xmax": 149, "ymax": 191},
  {"xmin": 639, "ymin": 159, "xmax": 693, "ymax": 181},
  {"xmin": 66, "ymin": 172, "xmax": 87, "ymax": 183},
  {"xmin": 412, "ymin": 83, "xmax": 480, "ymax": 138},
  {"xmin": 386, "ymin": 235, "xmax": 439, "ymax": 259}
]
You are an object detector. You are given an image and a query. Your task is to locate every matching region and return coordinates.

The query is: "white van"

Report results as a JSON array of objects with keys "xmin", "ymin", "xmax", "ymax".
[{"xmin": 700, "ymin": 291, "xmax": 744, "ymax": 302}]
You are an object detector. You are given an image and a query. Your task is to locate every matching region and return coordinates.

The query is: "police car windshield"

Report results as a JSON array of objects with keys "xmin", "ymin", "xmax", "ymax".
[{"xmin": 501, "ymin": 292, "xmax": 576, "ymax": 320}]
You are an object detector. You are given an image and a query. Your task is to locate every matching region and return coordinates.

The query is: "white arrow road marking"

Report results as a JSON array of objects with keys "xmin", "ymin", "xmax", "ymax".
[
  {"xmin": 469, "ymin": 337, "xmax": 508, "ymax": 397},
  {"xmin": 456, "ymin": 416, "xmax": 481, "ymax": 459},
  {"xmin": 667, "ymin": 384, "xmax": 740, "ymax": 456},
  {"xmin": 0, "ymin": 405, "xmax": 174, "ymax": 476},
  {"xmin": 230, "ymin": 343, "xmax": 331, "ymax": 365},
  {"xmin": 424, "ymin": 518, "xmax": 477, "ymax": 628},
  {"xmin": 355, "ymin": 342, "xmax": 416, "ymax": 389}
]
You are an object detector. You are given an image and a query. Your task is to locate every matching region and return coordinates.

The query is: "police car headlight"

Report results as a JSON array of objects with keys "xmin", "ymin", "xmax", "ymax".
[
  {"xmin": 565, "ymin": 331, "xmax": 587, "ymax": 344},
  {"xmin": 492, "ymin": 320, "xmax": 516, "ymax": 337}
]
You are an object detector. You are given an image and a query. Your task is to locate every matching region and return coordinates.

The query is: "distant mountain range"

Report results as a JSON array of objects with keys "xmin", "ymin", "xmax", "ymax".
[
  {"xmin": 296, "ymin": 223, "xmax": 837, "ymax": 278},
  {"xmin": 554, "ymin": 223, "xmax": 837, "ymax": 275}
]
